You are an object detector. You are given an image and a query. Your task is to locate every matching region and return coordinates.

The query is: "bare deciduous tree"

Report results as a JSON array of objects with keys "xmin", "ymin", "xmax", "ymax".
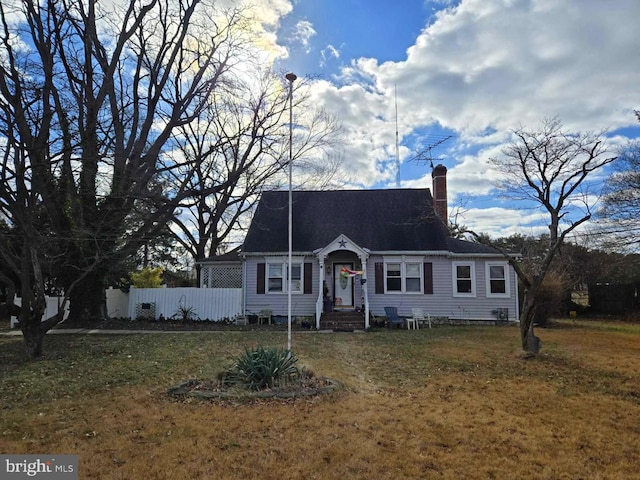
[
  {"xmin": 0, "ymin": 0, "xmax": 249, "ymax": 356},
  {"xmin": 597, "ymin": 111, "xmax": 640, "ymax": 250},
  {"xmin": 168, "ymin": 71, "xmax": 341, "ymax": 270},
  {"xmin": 488, "ymin": 118, "xmax": 616, "ymax": 354}
]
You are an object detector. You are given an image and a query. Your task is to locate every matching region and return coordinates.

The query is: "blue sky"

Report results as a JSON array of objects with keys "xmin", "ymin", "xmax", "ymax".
[
  {"xmin": 250, "ymin": 0, "xmax": 640, "ymax": 239},
  {"xmin": 278, "ymin": 0, "xmax": 434, "ymax": 72}
]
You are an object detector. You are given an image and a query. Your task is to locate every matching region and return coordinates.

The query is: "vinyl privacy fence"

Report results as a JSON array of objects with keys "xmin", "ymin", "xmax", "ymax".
[
  {"xmin": 11, "ymin": 287, "xmax": 243, "ymax": 327},
  {"xmin": 125, "ymin": 287, "xmax": 243, "ymax": 321}
]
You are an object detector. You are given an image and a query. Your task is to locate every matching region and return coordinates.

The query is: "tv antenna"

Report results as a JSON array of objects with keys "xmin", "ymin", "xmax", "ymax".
[{"xmin": 411, "ymin": 134, "xmax": 453, "ymax": 170}]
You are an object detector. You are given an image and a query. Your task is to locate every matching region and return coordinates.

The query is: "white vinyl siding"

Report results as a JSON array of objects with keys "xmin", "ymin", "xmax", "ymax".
[
  {"xmin": 245, "ymin": 257, "xmax": 318, "ymax": 318},
  {"xmin": 245, "ymin": 255, "xmax": 520, "ymax": 323},
  {"xmin": 367, "ymin": 255, "xmax": 518, "ymax": 322}
]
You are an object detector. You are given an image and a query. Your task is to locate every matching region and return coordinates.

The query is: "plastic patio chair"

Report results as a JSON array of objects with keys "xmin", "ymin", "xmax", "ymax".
[
  {"xmin": 384, "ymin": 306, "xmax": 404, "ymax": 329},
  {"xmin": 258, "ymin": 309, "xmax": 272, "ymax": 325},
  {"xmin": 411, "ymin": 308, "xmax": 431, "ymax": 329}
]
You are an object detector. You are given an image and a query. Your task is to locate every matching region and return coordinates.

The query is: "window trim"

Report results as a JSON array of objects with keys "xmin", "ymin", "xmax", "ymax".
[
  {"xmin": 485, "ymin": 261, "xmax": 510, "ymax": 298},
  {"xmin": 267, "ymin": 263, "xmax": 284, "ymax": 293},
  {"xmin": 453, "ymin": 261, "xmax": 476, "ymax": 297},
  {"xmin": 289, "ymin": 263, "xmax": 303, "ymax": 293},
  {"xmin": 384, "ymin": 262, "xmax": 402, "ymax": 293},
  {"xmin": 383, "ymin": 257, "xmax": 424, "ymax": 294},
  {"xmin": 404, "ymin": 261, "xmax": 423, "ymax": 293},
  {"xmin": 265, "ymin": 260, "xmax": 304, "ymax": 294}
]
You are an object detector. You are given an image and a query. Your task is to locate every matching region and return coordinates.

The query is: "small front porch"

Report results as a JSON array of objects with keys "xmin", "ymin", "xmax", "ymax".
[
  {"xmin": 314, "ymin": 234, "xmax": 370, "ymax": 330},
  {"xmin": 319, "ymin": 311, "xmax": 366, "ymax": 331}
]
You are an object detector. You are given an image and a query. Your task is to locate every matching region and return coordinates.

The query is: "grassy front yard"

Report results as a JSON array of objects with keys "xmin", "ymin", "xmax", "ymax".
[{"xmin": 1, "ymin": 321, "xmax": 639, "ymax": 479}]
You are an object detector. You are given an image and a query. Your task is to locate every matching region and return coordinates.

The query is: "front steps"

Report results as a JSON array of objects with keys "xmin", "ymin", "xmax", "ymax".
[{"xmin": 319, "ymin": 311, "xmax": 365, "ymax": 331}]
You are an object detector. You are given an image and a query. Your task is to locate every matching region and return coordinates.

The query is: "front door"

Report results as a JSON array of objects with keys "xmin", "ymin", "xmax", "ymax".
[{"xmin": 333, "ymin": 262, "xmax": 354, "ymax": 308}]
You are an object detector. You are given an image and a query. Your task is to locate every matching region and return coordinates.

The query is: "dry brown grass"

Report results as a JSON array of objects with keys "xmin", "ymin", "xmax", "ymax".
[{"xmin": 1, "ymin": 320, "xmax": 639, "ymax": 479}]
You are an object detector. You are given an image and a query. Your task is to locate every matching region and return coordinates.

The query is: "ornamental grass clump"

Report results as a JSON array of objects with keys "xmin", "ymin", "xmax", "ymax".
[{"xmin": 223, "ymin": 346, "xmax": 300, "ymax": 390}]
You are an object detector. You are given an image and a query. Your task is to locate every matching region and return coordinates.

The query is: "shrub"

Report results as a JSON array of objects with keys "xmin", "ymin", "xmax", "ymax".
[
  {"xmin": 222, "ymin": 346, "xmax": 300, "ymax": 390},
  {"xmin": 174, "ymin": 303, "xmax": 198, "ymax": 322},
  {"xmin": 130, "ymin": 266, "xmax": 163, "ymax": 288}
]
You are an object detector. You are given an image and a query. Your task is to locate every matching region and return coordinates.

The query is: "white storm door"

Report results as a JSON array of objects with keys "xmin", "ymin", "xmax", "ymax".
[{"xmin": 334, "ymin": 263, "xmax": 354, "ymax": 307}]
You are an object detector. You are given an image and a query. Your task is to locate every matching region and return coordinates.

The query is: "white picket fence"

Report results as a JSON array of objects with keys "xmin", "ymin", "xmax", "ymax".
[{"xmin": 10, "ymin": 287, "xmax": 243, "ymax": 327}]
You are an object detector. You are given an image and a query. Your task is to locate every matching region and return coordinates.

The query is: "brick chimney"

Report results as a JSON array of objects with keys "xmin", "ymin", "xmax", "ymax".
[{"xmin": 431, "ymin": 164, "xmax": 448, "ymax": 223}]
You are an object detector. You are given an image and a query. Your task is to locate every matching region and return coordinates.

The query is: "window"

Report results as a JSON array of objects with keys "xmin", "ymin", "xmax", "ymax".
[
  {"xmin": 405, "ymin": 263, "xmax": 422, "ymax": 292},
  {"xmin": 268, "ymin": 264, "xmax": 283, "ymax": 292},
  {"xmin": 267, "ymin": 262, "xmax": 302, "ymax": 293},
  {"xmin": 290, "ymin": 264, "xmax": 302, "ymax": 293},
  {"xmin": 486, "ymin": 262, "xmax": 509, "ymax": 297},
  {"xmin": 453, "ymin": 262, "xmax": 475, "ymax": 296},
  {"xmin": 386, "ymin": 263, "xmax": 402, "ymax": 292},
  {"xmin": 384, "ymin": 259, "xmax": 423, "ymax": 294}
]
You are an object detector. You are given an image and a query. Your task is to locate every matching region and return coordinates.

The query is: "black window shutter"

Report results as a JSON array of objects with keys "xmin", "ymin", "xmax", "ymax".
[
  {"xmin": 424, "ymin": 262, "xmax": 433, "ymax": 294},
  {"xmin": 375, "ymin": 262, "xmax": 384, "ymax": 294},
  {"xmin": 304, "ymin": 263, "xmax": 312, "ymax": 294},
  {"xmin": 257, "ymin": 263, "xmax": 265, "ymax": 294}
]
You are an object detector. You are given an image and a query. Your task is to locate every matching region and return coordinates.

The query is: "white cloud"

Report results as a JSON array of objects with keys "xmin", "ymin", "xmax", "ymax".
[
  {"xmin": 456, "ymin": 206, "xmax": 550, "ymax": 238},
  {"xmin": 297, "ymin": 0, "xmax": 640, "ymax": 235},
  {"xmin": 320, "ymin": 44, "xmax": 341, "ymax": 67},
  {"xmin": 210, "ymin": 0, "xmax": 293, "ymax": 27},
  {"xmin": 290, "ymin": 20, "xmax": 317, "ymax": 54},
  {"xmin": 325, "ymin": 0, "xmax": 637, "ymax": 134},
  {"xmin": 369, "ymin": 0, "xmax": 640, "ymax": 134}
]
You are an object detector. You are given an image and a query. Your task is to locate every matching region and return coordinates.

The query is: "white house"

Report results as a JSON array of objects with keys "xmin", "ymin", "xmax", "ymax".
[{"xmin": 200, "ymin": 165, "xmax": 519, "ymax": 329}]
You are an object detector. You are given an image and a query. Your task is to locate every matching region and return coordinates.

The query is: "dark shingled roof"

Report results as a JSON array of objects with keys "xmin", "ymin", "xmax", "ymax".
[
  {"xmin": 243, "ymin": 189, "xmax": 453, "ymax": 253},
  {"xmin": 446, "ymin": 237, "xmax": 503, "ymax": 255},
  {"xmin": 197, "ymin": 249, "xmax": 241, "ymax": 264}
]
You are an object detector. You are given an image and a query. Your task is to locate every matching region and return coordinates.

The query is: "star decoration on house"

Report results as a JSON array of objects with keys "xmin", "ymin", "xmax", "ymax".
[{"xmin": 338, "ymin": 238, "xmax": 347, "ymax": 248}]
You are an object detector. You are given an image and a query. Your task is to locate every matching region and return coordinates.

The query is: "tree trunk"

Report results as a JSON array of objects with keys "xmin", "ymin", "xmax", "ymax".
[
  {"xmin": 66, "ymin": 271, "xmax": 107, "ymax": 326},
  {"xmin": 20, "ymin": 308, "xmax": 65, "ymax": 358},
  {"xmin": 519, "ymin": 290, "xmax": 541, "ymax": 355},
  {"xmin": 21, "ymin": 318, "xmax": 46, "ymax": 358},
  {"xmin": 0, "ymin": 302, "xmax": 20, "ymax": 322}
]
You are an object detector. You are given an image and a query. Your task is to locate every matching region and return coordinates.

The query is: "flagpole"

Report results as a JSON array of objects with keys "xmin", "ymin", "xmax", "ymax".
[{"xmin": 285, "ymin": 72, "xmax": 297, "ymax": 352}]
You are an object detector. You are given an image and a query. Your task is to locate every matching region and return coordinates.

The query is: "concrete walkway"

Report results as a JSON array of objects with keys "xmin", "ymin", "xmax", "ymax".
[
  {"xmin": 0, "ymin": 328, "xmax": 344, "ymax": 336},
  {"xmin": 0, "ymin": 329, "xmax": 217, "ymax": 336}
]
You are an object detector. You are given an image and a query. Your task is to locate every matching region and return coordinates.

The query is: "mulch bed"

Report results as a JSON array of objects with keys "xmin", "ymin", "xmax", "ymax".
[
  {"xmin": 167, "ymin": 376, "xmax": 343, "ymax": 402},
  {"xmin": 50, "ymin": 318, "xmax": 312, "ymax": 332}
]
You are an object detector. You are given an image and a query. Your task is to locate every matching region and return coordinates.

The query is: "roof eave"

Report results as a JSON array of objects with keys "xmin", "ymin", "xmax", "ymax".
[{"xmin": 240, "ymin": 251, "xmax": 316, "ymax": 258}]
